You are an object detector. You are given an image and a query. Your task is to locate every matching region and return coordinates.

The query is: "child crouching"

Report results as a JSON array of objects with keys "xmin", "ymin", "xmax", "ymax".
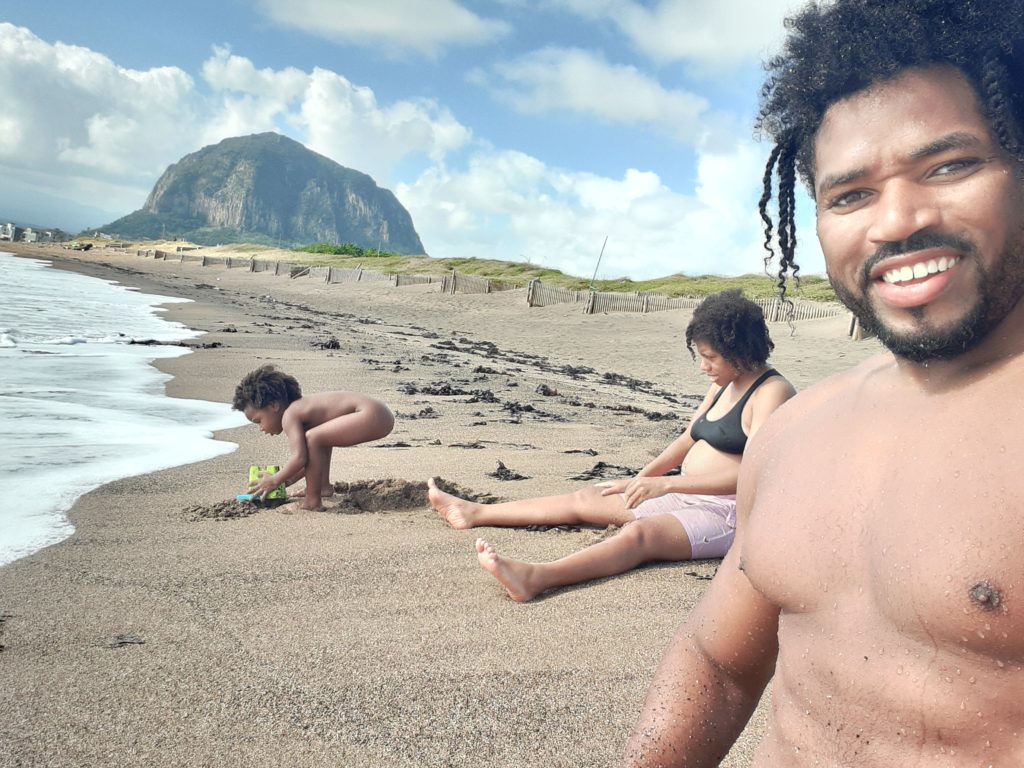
[{"xmin": 232, "ymin": 365, "xmax": 395, "ymax": 511}]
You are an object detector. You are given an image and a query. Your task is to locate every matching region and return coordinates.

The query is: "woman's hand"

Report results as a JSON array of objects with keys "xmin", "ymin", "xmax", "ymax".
[
  {"xmin": 597, "ymin": 478, "xmax": 630, "ymax": 496},
  {"xmin": 598, "ymin": 476, "xmax": 671, "ymax": 509},
  {"xmin": 621, "ymin": 476, "xmax": 670, "ymax": 509}
]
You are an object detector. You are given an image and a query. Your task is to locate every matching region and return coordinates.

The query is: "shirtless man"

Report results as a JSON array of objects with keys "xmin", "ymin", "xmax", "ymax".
[{"xmin": 621, "ymin": 1, "xmax": 1024, "ymax": 765}]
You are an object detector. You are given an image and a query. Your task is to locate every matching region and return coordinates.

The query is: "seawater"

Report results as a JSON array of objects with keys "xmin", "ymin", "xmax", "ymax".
[{"xmin": 0, "ymin": 252, "xmax": 247, "ymax": 567}]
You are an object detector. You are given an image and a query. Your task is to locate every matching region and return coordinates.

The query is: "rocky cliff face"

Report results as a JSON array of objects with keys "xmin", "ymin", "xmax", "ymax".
[{"xmin": 103, "ymin": 133, "xmax": 426, "ymax": 253}]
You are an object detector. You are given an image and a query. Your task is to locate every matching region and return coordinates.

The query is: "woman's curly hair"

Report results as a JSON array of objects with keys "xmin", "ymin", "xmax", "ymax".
[
  {"xmin": 232, "ymin": 365, "xmax": 302, "ymax": 411},
  {"xmin": 685, "ymin": 290, "xmax": 774, "ymax": 371},
  {"xmin": 756, "ymin": 0, "xmax": 1024, "ymax": 299}
]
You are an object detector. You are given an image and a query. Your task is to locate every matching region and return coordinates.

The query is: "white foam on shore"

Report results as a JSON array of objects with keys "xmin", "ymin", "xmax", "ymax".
[{"xmin": 0, "ymin": 252, "xmax": 247, "ymax": 567}]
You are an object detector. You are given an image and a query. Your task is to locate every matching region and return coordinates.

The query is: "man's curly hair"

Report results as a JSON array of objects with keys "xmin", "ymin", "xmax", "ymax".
[
  {"xmin": 232, "ymin": 365, "xmax": 302, "ymax": 411},
  {"xmin": 685, "ymin": 290, "xmax": 774, "ymax": 372},
  {"xmin": 756, "ymin": 0, "xmax": 1024, "ymax": 298}
]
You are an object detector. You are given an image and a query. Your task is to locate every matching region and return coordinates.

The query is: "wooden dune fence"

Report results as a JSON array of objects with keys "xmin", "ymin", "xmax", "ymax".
[
  {"xmin": 525, "ymin": 279, "xmax": 844, "ymax": 321},
  {"xmin": 133, "ymin": 251, "xmax": 845, "ymax": 325}
]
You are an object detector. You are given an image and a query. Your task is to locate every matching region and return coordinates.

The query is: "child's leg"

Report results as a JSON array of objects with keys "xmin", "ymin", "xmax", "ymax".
[
  {"xmin": 316, "ymin": 449, "xmax": 333, "ymax": 496},
  {"xmin": 298, "ymin": 405, "xmax": 394, "ymax": 509},
  {"xmin": 428, "ymin": 478, "xmax": 634, "ymax": 529},
  {"xmin": 476, "ymin": 514, "xmax": 692, "ymax": 602}
]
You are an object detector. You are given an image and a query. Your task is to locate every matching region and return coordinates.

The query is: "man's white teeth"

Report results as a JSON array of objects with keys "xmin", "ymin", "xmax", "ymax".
[{"xmin": 882, "ymin": 256, "xmax": 959, "ymax": 284}]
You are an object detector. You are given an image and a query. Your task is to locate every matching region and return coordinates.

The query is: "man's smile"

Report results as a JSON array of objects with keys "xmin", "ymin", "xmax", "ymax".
[{"xmin": 880, "ymin": 255, "xmax": 960, "ymax": 284}]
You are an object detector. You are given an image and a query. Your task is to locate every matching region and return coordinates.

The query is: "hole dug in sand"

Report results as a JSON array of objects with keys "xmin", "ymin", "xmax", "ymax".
[{"xmin": 186, "ymin": 478, "xmax": 502, "ymax": 520}]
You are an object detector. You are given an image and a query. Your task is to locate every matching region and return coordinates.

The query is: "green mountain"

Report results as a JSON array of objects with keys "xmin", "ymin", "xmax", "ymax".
[{"xmin": 102, "ymin": 133, "xmax": 426, "ymax": 253}]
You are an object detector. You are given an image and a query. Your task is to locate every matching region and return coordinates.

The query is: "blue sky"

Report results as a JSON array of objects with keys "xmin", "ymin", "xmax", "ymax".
[{"xmin": 0, "ymin": 0, "xmax": 822, "ymax": 279}]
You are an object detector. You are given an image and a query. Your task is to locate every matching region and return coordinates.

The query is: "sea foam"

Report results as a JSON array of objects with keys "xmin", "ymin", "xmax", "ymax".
[{"xmin": 0, "ymin": 252, "xmax": 246, "ymax": 566}]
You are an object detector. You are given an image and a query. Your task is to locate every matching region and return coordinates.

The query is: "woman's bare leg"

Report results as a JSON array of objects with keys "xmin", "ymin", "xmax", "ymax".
[
  {"xmin": 476, "ymin": 514, "xmax": 693, "ymax": 602},
  {"xmin": 427, "ymin": 477, "xmax": 634, "ymax": 529}
]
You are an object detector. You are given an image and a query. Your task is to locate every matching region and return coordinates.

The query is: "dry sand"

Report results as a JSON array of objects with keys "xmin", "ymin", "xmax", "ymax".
[{"xmin": 0, "ymin": 243, "xmax": 882, "ymax": 767}]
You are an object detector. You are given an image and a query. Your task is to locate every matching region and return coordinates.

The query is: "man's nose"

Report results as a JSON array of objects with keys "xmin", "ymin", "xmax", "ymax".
[{"xmin": 866, "ymin": 179, "xmax": 942, "ymax": 246}]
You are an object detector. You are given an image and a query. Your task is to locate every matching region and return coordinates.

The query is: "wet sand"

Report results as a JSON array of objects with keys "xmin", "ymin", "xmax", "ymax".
[{"xmin": 0, "ymin": 243, "xmax": 882, "ymax": 767}]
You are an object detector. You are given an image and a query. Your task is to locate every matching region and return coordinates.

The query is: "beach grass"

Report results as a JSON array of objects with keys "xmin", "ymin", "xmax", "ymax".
[{"xmin": 101, "ymin": 238, "xmax": 837, "ymax": 302}]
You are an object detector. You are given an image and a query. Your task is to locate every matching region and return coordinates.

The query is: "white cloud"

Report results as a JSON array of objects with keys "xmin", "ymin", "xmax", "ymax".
[
  {"xmin": 484, "ymin": 47, "xmax": 710, "ymax": 143},
  {"xmin": 397, "ymin": 135, "xmax": 791, "ymax": 280},
  {"xmin": 553, "ymin": 0, "xmax": 801, "ymax": 70},
  {"xmin": 255, "ymin": 0, "xmax": 510, "ymax": 57},
  {"xmin": 296, "ymin": 68, "xmax": 472, "ymax": 182},
  {"xmin": 201, "ymin": 47, "xmax": 473, "ymax": 182},
  {"xmin": 0, "ymin": 23, "xmax": 202, "ymax": 218}
]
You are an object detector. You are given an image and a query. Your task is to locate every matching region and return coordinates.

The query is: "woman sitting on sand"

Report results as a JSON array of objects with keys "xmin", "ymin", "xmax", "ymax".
[{"xmin": 427, "ymin": 289, "xmax": 796, "ymax": 602}]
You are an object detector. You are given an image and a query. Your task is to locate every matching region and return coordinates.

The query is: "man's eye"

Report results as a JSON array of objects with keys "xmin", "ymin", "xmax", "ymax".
[
  {"xmin": 931, "ymin": 158, "xmax": 982, "ymax": 177},
  {"xmin": 825, "ymin": 189, "xmax": 870, "ymax": 210}
]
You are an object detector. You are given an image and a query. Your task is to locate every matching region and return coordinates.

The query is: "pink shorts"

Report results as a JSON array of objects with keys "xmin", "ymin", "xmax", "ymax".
[{"xmin": 628, "ymin": 492, "xmax": 737, "ymax": 559}]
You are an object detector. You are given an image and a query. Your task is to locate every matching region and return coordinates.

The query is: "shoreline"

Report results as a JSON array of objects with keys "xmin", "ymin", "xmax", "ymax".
[{"xmin": 0, "ymin": 242, "xmax": 882, "ymax": 767}]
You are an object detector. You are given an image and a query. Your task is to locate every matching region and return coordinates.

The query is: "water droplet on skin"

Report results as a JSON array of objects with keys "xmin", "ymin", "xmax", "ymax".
[
  {"xmin": 969, "ymin": 676, "xmax": 977, "ymax": 684},
  {"xmin": 896, "ymin": 666, "xmax": 904, "ymax": 675}
]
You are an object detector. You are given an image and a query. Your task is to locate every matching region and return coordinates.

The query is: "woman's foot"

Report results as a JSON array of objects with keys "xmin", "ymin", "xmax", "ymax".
[
  {"xmin": 427, "ymin": 478, "xmax": 481, "ymax": 529},
  {"xmin": 476, "ymin": 539, "xmax": 541, "ymax": 602}
]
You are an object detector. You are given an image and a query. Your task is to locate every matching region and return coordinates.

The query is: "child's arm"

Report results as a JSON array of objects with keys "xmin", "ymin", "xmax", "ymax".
[{"xmin": 251, "ymin": 409, "xmax": 309, "ymax": 495}]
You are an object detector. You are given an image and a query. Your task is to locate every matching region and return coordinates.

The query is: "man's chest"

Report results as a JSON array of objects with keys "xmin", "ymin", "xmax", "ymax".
[{"xmin": 742, "ymin": 397, "xmax": 1024, "ymax": 662}]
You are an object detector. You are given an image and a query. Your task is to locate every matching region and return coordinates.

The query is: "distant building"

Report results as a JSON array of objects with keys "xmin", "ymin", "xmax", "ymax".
[
  {"xmin": 0, "ymin": 223, "xmax": 23, "ymax": 241},
  {"xmin": 21, "ymin": 228, "xmax": 38, "ymax": 243}
]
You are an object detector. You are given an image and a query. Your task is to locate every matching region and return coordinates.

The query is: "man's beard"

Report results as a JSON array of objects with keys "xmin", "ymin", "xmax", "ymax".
[
  {"xmin": 833, "ymin": 281, "xmax": 988, "ymax": 363},
  {"xmin": 829, "ymin": 232, "xmax": 1024, "ymax": 364}
]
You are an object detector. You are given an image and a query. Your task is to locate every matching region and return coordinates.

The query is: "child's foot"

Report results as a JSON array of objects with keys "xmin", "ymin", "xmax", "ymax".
[
  {"xmin": 475, "ymin": 539, "xmax": 540, "ymax": 602},
  {"xmin": 276, "ymin": 501, "xmax": 325, "ymax": 514},
  {"xmin": 292, "ymin": 487, "xmax": 336, "ymax": 500},
  {"xmin": 427, "ymin": 478, "xmax": 481, "ymax": 529}
]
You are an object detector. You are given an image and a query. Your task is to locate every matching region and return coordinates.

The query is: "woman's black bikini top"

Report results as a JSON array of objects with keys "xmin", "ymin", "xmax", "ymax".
[{"xmin": 688, "ymin": 369, "xmax": 779, "ymax": 455}]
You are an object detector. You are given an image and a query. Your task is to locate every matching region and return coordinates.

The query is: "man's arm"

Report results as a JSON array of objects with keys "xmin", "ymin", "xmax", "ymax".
[
  {"xmin": 621, "ymin": 426, "xmax": 783, "ymax": 768},
  {"xmin": 620, "ymin": 542, "xmax": 780, "ymax": 767}
]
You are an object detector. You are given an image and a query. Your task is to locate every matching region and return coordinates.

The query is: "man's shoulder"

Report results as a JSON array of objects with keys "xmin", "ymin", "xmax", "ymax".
[{"xmin": 776, "ymin": 352, "xmax": 890, "ymax": 421}]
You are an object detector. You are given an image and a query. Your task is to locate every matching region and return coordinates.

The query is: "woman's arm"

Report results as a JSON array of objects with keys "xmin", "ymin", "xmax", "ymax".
[
  {"xmin": 598, "ymin": 384, "xmax": 717, "ymax": 498},
  {"xmin": 639, "ymin": 382, "xmax": 720, "ymax": 476}
]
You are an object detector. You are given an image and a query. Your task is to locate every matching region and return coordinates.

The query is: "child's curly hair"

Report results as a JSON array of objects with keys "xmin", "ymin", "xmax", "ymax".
[
  {"xmin": 232, "ymin": 365, "xmax": 302, "ymax": 411},
  {"xmin": 685, "ymin": 290, "xmax": 773, "ymax": 372}
]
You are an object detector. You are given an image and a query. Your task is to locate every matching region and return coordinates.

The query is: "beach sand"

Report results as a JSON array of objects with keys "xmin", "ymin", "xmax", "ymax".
[{"xmin": 0, "ymin": 243, "xmax": 882, "ymax": 767}]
